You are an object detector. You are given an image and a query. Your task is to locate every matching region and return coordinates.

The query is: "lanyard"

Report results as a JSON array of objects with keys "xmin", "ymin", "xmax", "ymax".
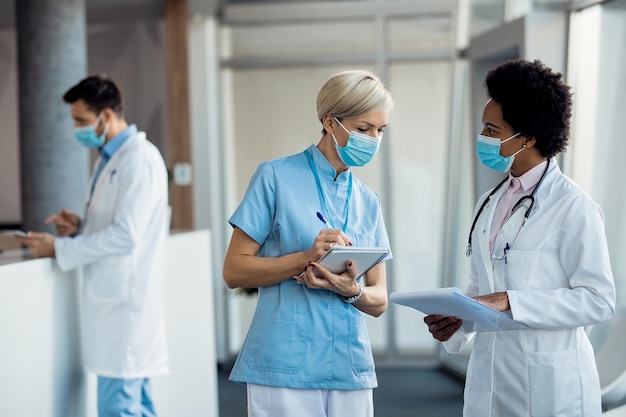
[{"xmin": 304, "ymin": 149, "xmax": 352, "ymax": 233}]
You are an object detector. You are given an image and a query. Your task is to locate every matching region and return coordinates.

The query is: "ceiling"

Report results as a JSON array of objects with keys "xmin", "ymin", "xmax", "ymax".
[
  {"xmin": 0, "ymin": 0, "xmax": 365, "ymax": 28},
  {"xmin": 2, "ymin": 0, "xmax": 619, "ymax": 30},
  {"xmin": 0, "ymin": 0, "xmax": 223, "ymax": 28}
]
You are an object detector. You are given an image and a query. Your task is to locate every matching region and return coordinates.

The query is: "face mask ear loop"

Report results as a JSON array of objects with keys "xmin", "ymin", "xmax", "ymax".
[
  {"xmin": 94, "ymin": 113, "xmax": 104, "ymax": 136},
  {"xmin": 510, "ymin": 142, "xmax": 526, "ymax": 158},
  {"xmin": 101, "ymin": 123, "xmax": 110, "ymax": 142},
  {"xmin": 333, "ymin": 116, "xmax": 350, "ymax": 135},
  {"xmin": 501, "ymin": 132, "xmax": 521, "ymax": 144}
]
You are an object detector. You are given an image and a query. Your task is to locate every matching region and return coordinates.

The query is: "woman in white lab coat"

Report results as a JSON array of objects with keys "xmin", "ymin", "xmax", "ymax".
[{"xmin": 424, "ymin": 59, "xmax": 615, "ymax": 417}]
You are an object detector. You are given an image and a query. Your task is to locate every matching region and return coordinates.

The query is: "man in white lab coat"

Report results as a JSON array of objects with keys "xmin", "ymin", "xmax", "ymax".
[
  {"xmin": 424, "ymin": 59, "xmax": 615, "ymax": 416},
  {"xmin": 17, "ymin": 75, "xmax": 169, "ymax": 417}
]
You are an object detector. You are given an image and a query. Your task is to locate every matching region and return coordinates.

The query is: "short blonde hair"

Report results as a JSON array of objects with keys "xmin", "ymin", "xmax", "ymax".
[{"xmin": 316, "ymin": 70, "xmax": 394, "ymax": 133}]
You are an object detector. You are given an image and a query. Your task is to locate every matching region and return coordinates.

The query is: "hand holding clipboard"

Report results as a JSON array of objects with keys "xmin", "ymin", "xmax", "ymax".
[{"xmin": 312, "ymin": 245, "xmax": 390, "ymax": 279}]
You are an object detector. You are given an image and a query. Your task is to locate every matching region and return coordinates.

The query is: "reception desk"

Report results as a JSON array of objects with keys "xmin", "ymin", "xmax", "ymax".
[{"xmin": 0, "ymin": 230, "xmax": 218, "ymax": 417}]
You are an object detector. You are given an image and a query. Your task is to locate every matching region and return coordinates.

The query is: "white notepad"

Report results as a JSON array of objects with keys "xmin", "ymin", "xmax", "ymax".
[{"xmin": 313, "ymin": 246, "xmax": 390, "ymax": 279}]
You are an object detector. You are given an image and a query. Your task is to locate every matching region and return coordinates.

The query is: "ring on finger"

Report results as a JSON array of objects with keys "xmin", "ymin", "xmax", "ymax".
[{"xmin": 329, "ymin": 242, "xmax": 335, "ymax": 250}]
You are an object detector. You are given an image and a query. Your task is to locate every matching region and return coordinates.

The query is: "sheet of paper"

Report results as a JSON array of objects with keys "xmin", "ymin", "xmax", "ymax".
[{"xmin": 389, "ymin": 287, "xmax": 527, "ymax": 331}]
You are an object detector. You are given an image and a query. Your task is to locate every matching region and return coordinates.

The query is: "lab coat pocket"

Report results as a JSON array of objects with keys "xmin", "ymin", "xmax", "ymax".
[
  {"xmin": 528, "ymin": 349, "xmax": 581, "ymax": 417},
  {"xmin": 349, "ymin": 315, "xmax": 375, "ymax": 376},
  {"xmin": 502, "ymin": 250, "xmax": 542, "ymax": 290},
  {"xmin": 244, "ymin": 311, "xmax": 310, "ymax": 374}
]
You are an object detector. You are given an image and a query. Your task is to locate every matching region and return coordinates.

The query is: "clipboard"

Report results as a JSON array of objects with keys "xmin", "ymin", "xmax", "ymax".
[
  {"xmin": 389, "ymin": 287, "xmax": 527, "ymax": 331},
  {"xmin": 313, "ymin": 246, "xmax": 390, "ymax": 279}
]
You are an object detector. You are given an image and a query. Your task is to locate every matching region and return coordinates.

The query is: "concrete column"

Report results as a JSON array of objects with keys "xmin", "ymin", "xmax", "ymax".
[{"xmin": 15, "ymin": 0, "xmax": 89, "ymax": 232}]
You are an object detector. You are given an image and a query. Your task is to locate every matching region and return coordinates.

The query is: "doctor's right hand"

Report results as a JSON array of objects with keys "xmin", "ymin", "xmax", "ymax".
[
  {"xmin": 424, "ymin": 314, "xmax": 463, "ymax": 342},
  {"xmin": 45, "ymin": 208, "xmax": 81, "ymax": 237}
]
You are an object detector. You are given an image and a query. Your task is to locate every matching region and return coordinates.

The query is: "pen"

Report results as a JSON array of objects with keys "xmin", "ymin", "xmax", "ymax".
[
  {"xmin": 316, "ymin": 211, "xmax": 333, "ymax": 230},
  {"xmin": 504, "ymin": 243, "xmax": 510, "ymax": 264}
]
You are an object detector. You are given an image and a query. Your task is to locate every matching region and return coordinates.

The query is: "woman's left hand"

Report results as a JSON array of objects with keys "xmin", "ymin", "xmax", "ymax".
[
  {"xmin": 473, "ymin": 291, "xmax": 510, "ymax": 312},
  {"xmin": 294, "ymin": 258, "xmax": 361, "ymax": 298}
]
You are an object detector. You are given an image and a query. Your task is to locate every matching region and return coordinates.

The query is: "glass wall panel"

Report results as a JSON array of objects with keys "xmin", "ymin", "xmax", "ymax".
[
  {"xmin": 387, "ymin": 61, "xmax": 452, "ymax": 354},
  {"xmin": 567, "ymin": 0, "xmax": 626, "ymax": 311},
  {"xmin": 439, "ymin": 61, "xmax": 475, "ymax": 370},
  {"xmin": 470, "ymin": 0, "xmax": 571, "ymax": 38},
  {"xmin": 229, "ymin": 66, "xmax": 380, "ymax": 196},
  {"xmin": 388, "ymin": 15, "xmax": 452, "ymax": 53},
  {"xmin": 227, "ymin": 65, "xmax": 395, "ymax": 351},
  {"xmin": 470, "ymin": 0, "xmax": 506, "ymax": 37},
  {"xmin": 218, "ymin": 1, "xmax": 463, "ymax": 360},
  {"xmin": 222, "ymin": 21, "xmax": 375, "ymax": 60}
]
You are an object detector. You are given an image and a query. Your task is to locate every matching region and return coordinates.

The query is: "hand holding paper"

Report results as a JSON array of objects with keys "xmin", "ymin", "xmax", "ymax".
[
  {"xmin": 389, "ymin": 287, "xmax": 527, "ymax": 331},
  {"xmin": 423, "ymin": 314, "xmax": 464, "ymax": 341},
  {"xmin": 473, "ymin": 291, "xmax": 510, "ymax": 312}
]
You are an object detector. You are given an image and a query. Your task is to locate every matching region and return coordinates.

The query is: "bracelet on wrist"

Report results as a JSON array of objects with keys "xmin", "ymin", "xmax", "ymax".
[{"xmin": 343, "ymin": 285, "xmax": 363, "ymax": 304}]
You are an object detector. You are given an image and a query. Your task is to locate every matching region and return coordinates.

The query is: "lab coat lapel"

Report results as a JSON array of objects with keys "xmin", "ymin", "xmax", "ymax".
[
  {"xmin": 90, "ymin": 136, "xmax": 135, "ymax": 200},
  {"xmin": 477, "ymin": 183, "xmax": 507, "ymax": 293},
  {"xmin": 85, "ymin": 134, "xmax": 141, "ymax": 228},
  {"xmin": 533, "ymin": 158, "xmax": 560, "ymax": 209}
]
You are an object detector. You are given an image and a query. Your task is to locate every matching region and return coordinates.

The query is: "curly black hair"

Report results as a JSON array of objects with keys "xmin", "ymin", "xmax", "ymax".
[{"xmin": 485, "ymin": 59, "xmax": 572, "ymax": 158}]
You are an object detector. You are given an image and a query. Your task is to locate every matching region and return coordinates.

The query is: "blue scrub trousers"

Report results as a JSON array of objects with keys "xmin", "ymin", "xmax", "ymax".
[{"xmin": 97, "ymin": 376, "xmax": 157, "ymax": 417}]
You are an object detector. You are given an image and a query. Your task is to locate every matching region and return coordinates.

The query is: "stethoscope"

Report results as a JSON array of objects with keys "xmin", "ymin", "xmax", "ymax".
[{"xmin": 466, "ymin": 158, "xmax": 550, "ymax": 259}]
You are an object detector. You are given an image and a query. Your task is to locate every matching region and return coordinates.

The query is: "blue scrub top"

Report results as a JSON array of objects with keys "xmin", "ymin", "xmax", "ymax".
[{"xmin": 228, "ymin": 144, "xmax": 392, "ymax": 390}]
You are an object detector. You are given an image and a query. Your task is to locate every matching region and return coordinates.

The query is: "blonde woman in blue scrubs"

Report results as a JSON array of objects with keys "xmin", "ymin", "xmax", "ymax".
[{"xmin": 223, "ymin": 70, "xmax": 393, "ymax": 417}]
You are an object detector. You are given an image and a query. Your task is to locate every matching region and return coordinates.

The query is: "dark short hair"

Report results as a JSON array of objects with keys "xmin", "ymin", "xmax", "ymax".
[
  {"xmin": 485, "ymin": 59, "xmax": 572, "ymax": 158},
  {"xmin": 63, "ymin": 75, "xmax": 124, "ymax": 116}
]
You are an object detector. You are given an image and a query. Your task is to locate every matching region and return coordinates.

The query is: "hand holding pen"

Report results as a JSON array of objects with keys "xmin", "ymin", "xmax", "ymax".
[
  {"xmin": 316, "ymin": 211, "xmax": 352, "ymax": 250},
  {"xmin": 294, "ymin": 212, "xmax": 353, "ymax": 282},
  {"xmin": 313, "ymin": 211, "xmax": 352, "ymax": 252},
  {"xmin": 317, "ymin": 211, "xmax": 332, "ymax": 230}
]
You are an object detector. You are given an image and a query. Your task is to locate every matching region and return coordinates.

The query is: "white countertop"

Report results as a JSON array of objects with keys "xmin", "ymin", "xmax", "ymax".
[{"xmin": 0, "ymin": 248, "xmax": 35, "ymax": 266}]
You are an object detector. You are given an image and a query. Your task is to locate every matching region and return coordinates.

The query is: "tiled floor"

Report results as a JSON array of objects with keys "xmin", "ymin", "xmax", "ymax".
[{"xmin": 217, "ymin": 362, "xmax": 464, "ymax": 417}]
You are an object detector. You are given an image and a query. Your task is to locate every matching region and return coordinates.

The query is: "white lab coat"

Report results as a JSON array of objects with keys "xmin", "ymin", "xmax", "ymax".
[
  {"xmin": 55, "ymin": 132, "xmax": 170, "ymax": 379},
  {"xmin": 445, "ymin": 159, "xmax": 615, "ymax": 417}
]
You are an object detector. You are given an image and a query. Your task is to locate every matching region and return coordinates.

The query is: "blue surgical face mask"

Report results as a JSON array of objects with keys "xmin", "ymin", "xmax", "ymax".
[
  {"xmin": 476, "ymin": 132, "xmax": 524, "ymax": 172},
  {"xmin": 332, "ymin": 117, "xmax": 382, "ymax": 167},
  {"xmin": 74, "ymin": 115, "xmax": 108, "ymax": 148}
]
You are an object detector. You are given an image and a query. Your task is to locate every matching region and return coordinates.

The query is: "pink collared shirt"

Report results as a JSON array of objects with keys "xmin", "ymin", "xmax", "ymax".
[{"xmin": 489, "ymin": 160, "xmax": 548, "ymax": 249}]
